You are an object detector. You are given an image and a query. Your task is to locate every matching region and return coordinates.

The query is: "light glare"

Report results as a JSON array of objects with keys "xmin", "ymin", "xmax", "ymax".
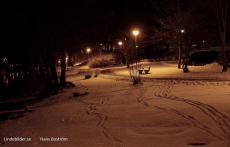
[{"xmin": 133, "ymin": 30, "xmax": 139, "ymax": 35}]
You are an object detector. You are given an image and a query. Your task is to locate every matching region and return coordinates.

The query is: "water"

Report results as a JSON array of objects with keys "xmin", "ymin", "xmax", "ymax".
[{"xmin": 1, "ymin": 71, "xmax": 24, "ymax": 87}]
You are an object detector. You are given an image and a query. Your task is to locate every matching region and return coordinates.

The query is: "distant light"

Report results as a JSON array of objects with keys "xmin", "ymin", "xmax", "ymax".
[
  {"xmin": 133, "ymin": 30, "xmax": 139, "ymax": 35},
  {"xmin": 203, "ymin": 41, "xmax": 205, "ymax": 43},
  {"xmin": 181, "ymin": 30, "xmax": 185, "ymax": 33},
  {"xmin": 100, "ymin": 43, "xmax": 102, "ymax": 46},
  {"xmin": 87, "ymin": 48, "xmax": 91, "ymax": 52},
  {"xmin": 118, "ymin": 42, "xmax": 122, "ymax": 45},
  {"xmin": 2, "ymin": 57, "xmax": 7, "ymax": 62}
]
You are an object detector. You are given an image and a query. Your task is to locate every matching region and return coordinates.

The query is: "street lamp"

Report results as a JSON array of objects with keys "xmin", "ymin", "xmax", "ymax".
[
  {"xmin": 118, "ymin": 42, "xmax": 123, "ymax": 64},
  {"xmin": 133, "ymin": 30, "xmax": 139, "ymax": 64},
  {"xmin": 87, "ymin": 48, "xmax": 91, "ymax": 58},
  {"xmin": 178, "ymin": 29, "xmax": 184, "ymax": 69}
]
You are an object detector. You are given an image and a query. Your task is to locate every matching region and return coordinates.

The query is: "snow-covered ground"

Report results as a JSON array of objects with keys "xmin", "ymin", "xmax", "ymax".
[{"xmin": 0, "ymin": 61, "xmax": 230, "ymax": 147}]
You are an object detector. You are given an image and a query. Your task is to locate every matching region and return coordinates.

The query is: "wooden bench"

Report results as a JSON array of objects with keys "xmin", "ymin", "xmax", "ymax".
[
  {"xmin": 138, "ymin": 69, "xmax": 143, "ymax": 74},
  {"xmin": 143, "ymin": 66, "xmax": 150, "ymax": 74},
  {"xmin": 138, "ymin": 66, "xmax": 150, "ymax": 74},
  {"xmin": 139, "ymin": 66, "xmax": 150, "ymax": 74},
  {"xmin": 0, "ymin": 97, "xmax": 36, "ymax": 114}
]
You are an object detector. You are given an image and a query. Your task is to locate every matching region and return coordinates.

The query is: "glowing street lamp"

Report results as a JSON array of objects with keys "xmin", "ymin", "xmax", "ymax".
[
  {"xmin": 178, "ymin": 29, "xmax": 185, "ymax": 69},
  {"xmin": 118, "ymin": 42, "xmax": 123, "ymax": 64},
  {"xmin": 133, "ymin": 30, "xmax": 139, "ymax": 36},
  {"xmin": 87, "ymin": 48, "xmax": 91, "ymax": 58},
  {"xmin": 133, "ymin": 30, "xmax": 139, "ymax": 64}
]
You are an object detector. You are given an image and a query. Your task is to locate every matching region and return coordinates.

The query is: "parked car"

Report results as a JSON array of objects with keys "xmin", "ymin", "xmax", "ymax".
[{"xmin": 184, "ymin": 50, "xmax": 219, "ymax": 66}]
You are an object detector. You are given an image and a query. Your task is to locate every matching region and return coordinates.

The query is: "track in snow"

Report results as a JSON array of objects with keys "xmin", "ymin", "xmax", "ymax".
[{"xmin": 153, "ymin": 81, "xmax": 230, "ymax": 144}]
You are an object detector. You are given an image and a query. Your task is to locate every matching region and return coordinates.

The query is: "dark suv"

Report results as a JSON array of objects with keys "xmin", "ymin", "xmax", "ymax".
[{"xmin": 186, "ymin": 50, "xmax": 219, "ymax": 66}]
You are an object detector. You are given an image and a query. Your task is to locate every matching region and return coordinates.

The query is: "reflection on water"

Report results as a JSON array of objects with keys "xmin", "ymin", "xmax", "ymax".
[
  {"xmin": 1, "ymin": 71, "xmax": 24, "ymax": 86},
  {"xmin": 2, "ymin": 75, "xmax": 8, "ymax": 86}
]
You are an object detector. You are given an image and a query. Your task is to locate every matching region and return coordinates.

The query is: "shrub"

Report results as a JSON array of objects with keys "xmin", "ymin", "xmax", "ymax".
[
  {"xmin": 85, "ymin": 70, "xmax": 93, "ymax": 79},
  {"xmin": 129, "ymin": 64, "xmax": 142, "ymax": 84},
  {"xmin": 94, "ymin": 69, "xmax": 100, "ymax": 77},
  {"xmin": 88, "ymin": 54, "xmax": 115, "ymax": 68}
]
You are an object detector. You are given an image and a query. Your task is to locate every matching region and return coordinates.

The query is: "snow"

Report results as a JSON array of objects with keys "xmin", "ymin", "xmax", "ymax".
[{"xmin": 0, "ymin": 61, "xmax": 230, "ymax": 147}]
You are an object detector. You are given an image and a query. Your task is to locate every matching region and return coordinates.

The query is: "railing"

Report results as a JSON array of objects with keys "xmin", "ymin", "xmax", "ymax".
[{"xmin": 0, "ymin": 97, "xmax": 36, "ymax": 114}]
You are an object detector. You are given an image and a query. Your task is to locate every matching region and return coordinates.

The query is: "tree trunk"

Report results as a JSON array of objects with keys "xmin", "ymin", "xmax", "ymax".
[
  {"xmin": 177, "ymin": 46, "xmax": 182, "ymax": 69},
  {"xmin": 29, "ymin": 62, "xmax": 37, "ymax": 94},
  {"xmin": 125, "ymin": 55, "xmax": 130, "ymax": 68},
  {"xmin": 39, "ymin": 47, "xmax": 53, "ymax": 96},
  {"xmin": 50, "ymin": 59, "xmax": 59, "ymax": 94},
  {"xmin": 211, "ymin": 0, "xmax": 229, "ymax": 72},
  {"xmin": 221, "ymin": 42, "xmax": 228, "ymax": 72},
  {"xmin": 126, "ymin": 60, "xmax": 130, "ymax": 68},
  {"xmin": 60, "ymin": 42, "xmax": 66, "ymax": 87},
  {"xmin": 43, "ymin": 58, "xmax": 52, "ymax": 96},
  {"xmin": 37, "ymin": 56, "xmax": 49, "ymax": 94},
  {"xmin": 183, "ymin": 53, "xmax": 189, "ymax": 72},
  {"xmin": 68, "ymin": 53, "xmax": 73, "ymax": 66}
]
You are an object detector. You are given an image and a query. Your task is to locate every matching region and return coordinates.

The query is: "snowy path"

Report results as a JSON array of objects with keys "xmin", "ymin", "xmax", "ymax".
[
  {"xmin": 69, "ymin": 79, "xmax": 123, "ymax": 146},
  {"xmin": 1, "ymin": 68, "xmax": 230, "ymax": 146}
]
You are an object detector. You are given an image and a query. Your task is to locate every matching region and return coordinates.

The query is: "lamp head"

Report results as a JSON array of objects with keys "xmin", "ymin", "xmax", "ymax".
[{"xmin": 133, "ymin": 30, "xmax": 139, "ymax": 35}]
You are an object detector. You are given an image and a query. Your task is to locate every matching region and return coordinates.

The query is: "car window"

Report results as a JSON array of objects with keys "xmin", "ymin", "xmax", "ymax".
[
  {"xmin": 201, "ymin": 52, "xmax": 206, "ymax": 56},
  {"xmin": 204, "ymin": 51, "xmax": 217, "ymax": 57},
  {"xmin": 191, "ymin": 52, "xmax": 200, "ymax": 56},
  {"xmin": 206, "ymin": 52, "xmax": 212, "ymax": 56}
]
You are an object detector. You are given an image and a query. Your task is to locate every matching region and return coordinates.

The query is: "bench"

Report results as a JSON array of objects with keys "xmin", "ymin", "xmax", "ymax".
[
  {"xmin": 143, "ymin": 66, "xmax": 150, "ymax": 74},
  {"xmin": 138, "ymin": 69, "xmax": 143, "ymax": 74},
  {"xmin": 138, "ymin": 66, "xmax": 150, "ymax": 74},
  {"xmin": 0, "ymin": 97, "xmax": 36, "ymax": 114}
]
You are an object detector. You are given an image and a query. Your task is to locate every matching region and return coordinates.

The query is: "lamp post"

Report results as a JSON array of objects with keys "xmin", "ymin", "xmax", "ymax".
[
  {"xmin": 178, "ymin": 29, "xmax": 184, "ymax": 69},
  {"xmin": 118, "ymin": 42, "xmax": 123, "ymax": 64},
  {"xmin": 133, "ymin": 30, "xmax": 139, "ymax": 64},
  {"xmin": 87, "ymin": 48, "xmax": 91, "ymax": 58}
]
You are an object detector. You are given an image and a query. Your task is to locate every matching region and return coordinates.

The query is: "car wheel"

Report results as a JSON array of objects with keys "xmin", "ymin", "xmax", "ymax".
[{"xmin": 192, "ymin": 61, "xmax": 196, "ymax": 66}]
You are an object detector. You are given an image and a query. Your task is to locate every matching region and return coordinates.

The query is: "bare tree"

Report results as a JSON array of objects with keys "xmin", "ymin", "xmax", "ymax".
[
  {"xmin": 208, "ymin": 0, "xmax": 230, "ymax": 72},
  {"xmin": 116, "ymin": 36, "xmax": 135, "ymax": 68},
  {"xmin": 151, "ymin": 0, "xmax": 185, "ymax": 68},
  {"xmin": 151, "ymin": 0, "xmax": 203, "ymax": 69},
  {"xmin": 116, "ymin": 29, "xmax": 146, "ymax": 68}
]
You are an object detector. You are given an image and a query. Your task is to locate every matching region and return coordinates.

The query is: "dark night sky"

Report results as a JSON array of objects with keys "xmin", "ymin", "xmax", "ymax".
[
  {"xmin": 1, "ymin": 0, "xmax": 155, "ymax": 34},
  {"xmin": 0, "ymin": 0, "xmax": 158, "ymax": 57}
]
